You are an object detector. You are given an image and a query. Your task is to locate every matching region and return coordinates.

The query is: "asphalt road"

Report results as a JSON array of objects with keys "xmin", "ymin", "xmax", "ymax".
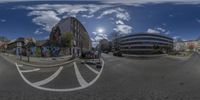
[{"xmin": 1, "ymin": 53, "xmax": 200, "ymax": 100}]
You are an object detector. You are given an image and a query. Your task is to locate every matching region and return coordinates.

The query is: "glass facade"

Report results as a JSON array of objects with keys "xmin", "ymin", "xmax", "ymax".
[{"xmin": 116, "ymin": 33, "xmax": 173, "ymax": 54}]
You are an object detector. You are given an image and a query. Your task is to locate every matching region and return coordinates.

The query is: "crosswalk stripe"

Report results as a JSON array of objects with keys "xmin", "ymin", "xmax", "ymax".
[
  {"xmin": 20, "ymin": 68, "xmax": 40, "ymax": 73},
  {"xmin": 33, "ymin": 66, "xmax": 63, "ymax": 86},
  {"xmin": 18, "ymin": 64, "xmax": 23, "ymax": 67},
  {"xmin": 74, "ymin": 62, "xmax": 88, "ymax": 87},
  {"xmin": 85, "ymin": 64, "xmax": 99, "ymax": 74}
]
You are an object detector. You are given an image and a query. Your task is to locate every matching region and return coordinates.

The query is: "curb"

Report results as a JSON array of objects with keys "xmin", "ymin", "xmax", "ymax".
[
  {"xmin": 166, "ymin": 53, "xmax": 193, "ymax": 60},
  {"xmin": 123, "ymin": 54, "xmax": 167, "ymax": 58},
  {"xmin": 18, "ymin": 58, "xmax": 79, "ymax": 68},
  {"xmin": 0, "ymin": 54, "xmax": 79, "ymax": 68}
]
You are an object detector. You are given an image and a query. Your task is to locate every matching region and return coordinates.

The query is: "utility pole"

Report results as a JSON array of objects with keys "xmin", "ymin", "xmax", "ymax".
[
  {"xmin": 27, "ymin": 47, "xmax": 30, "ymax": 62},
  {"xmin": 17, "ymin": 42, "xmax": 22, "ymax": 61}
]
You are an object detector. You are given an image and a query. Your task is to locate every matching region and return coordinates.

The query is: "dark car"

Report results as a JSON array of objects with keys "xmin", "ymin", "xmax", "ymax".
[
  {"xmin": 103, "ymin": 51, "xmax": 109, "ymax": 54},
  {"xmin": 113, "ymin": 51, "xmax": 122, "ymax": 57}
]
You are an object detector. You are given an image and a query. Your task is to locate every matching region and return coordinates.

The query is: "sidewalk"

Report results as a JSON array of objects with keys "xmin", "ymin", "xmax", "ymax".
[
  {"xmin": 166, "ymin": 52, "xmax": 193, "ymax": 60},
  {"xmin": 122, "ymin": 53, "xmax": 167, "ymax": 58},
  {"xmin": 1, "ymin": 53, "xmax": 77, "ymax": 68}
]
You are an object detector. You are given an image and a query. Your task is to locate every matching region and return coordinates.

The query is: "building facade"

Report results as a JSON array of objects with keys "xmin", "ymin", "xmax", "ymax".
[
  {"xmin": 174, "ymin": 40, "xmax": 199, "ymax": 52},
  {"xmin": 6, "ymin": 37, "xmax": 36, "ymax": 56},
  {"xmin": 50, "ymin": 17, "xmax": 91, "ymax": 56},
  {"xmin": 0, "ymin": 41, "xmax": 8, "ymax": 52},
  {"xmin": 113, "ymin": 33, "xmax": 173, "ymax": 54},
  {"xmin": 173, "ymin": 41, "xmax": 186, "ymax": 52}
]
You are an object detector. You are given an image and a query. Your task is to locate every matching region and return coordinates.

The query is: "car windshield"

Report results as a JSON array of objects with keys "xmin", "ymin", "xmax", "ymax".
[{"xmin": 0, "ymin": 0, "xmax": 200, "ymax": 100}]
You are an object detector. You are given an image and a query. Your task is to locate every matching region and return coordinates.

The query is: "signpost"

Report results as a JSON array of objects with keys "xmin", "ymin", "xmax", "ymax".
[{"xmin": 17, "ymin": 42, "xmax": 22, "ymax": 61}]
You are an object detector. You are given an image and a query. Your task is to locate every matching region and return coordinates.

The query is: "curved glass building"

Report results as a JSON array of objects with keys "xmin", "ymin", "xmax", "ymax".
[{"xmin": 115, "ymin": 33, "xmax": 173, "ymax": 54}]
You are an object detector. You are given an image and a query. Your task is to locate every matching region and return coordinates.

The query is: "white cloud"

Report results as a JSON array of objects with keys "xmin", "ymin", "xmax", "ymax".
[
  {"xmin": 116, "ymin": 20, "xmax": 124, "ymax": 25},
  {"xmin": 147, "ymin": 28, "xmax": 160, "ymax": 33},
  {"xmin": 147, "ymin": 27, "xmax": 170, "ymax": 34},
  {"xmin": 92, "ymin": 31, "xmax": 108, "ymax": 41},
  {"xmin": 90, "ymin": 31, "xmax": 109, "ymax": 47},
  {"xmin": 156, "ymin": 27, "xmax": 165, "ymax": 32},
  {"xmin": 34, "ymin": 29, "xmax": 43, "ymax": 34},
  {"xmin": 97, "ymin": 8, "xmax": 130, "ymax": 21},
  {"xmin": 113, "ymin": 24, "xmax": 132, "ymax": 34},
  {"xmin": 28, "ymin": 10, "xmax": 60, "ymax": 32},
  {"xmin": 22, "ymin": 4, "xmax": 113, "ymax": 16},
  {"xmin": 0, "ymin": 19, "xmax": 6, "ymax": 22},
  {"xmin": 19, "ymin": 4, "xmax": 116, "ymax": 34},
  {"xmin": 82, "ymin": 14, "xmax": 94, "ymax": 18},
  {"xmin": 173, "ymin": 36, "xmax": 180, "ymax": 40},
  {"xmin": 164, "ymin": 31, "xmax": 170, "ymax": 35},
  {"xmin": 20, "ymin": 3, "xmax": 132, "ymax": 41}
]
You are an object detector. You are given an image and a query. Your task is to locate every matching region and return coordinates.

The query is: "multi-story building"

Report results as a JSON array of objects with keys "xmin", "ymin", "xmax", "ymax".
[
  {"xmin": 113, "ymin": 33, "xmax": 173, "ymax": 54},
  {"xmin": 7, "ymin": 37, "xmax": 36, "ymax": 56},
  {"xmin": 174, "ymin": 40, "xmax": 199, "ymax": 52},
  {"xmin": 50, "ymin": 17, "xmax": 91, "ymax": 56},
  {"xmin": 197, "ymin": 39, "xmax": 200, "ymax": 52},
  {"xmin": 0, "ymin": 41, "xmax": 8, "ymax": 52},
  {"xmin": 184, "ymin": 40, "xmax": 198, "ymax": 52},
  {"xmin": 173, "ymin": 41, "xmax": 186, "ymax": 52}
]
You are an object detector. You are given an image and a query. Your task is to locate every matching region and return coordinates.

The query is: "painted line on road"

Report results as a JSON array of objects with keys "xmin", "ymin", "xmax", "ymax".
[
  {"xmin": 15, "ymin": 58, "xmax": 105, "ymax": 92},
  {"xmin": 21, "ymin": 68, "xmax": 40, "ymax": 73},
  {"xmin": 74, "ymin": 62, "xmax": 88, "ymax": 86},
  {"xmin": 17, "ymin": 64, "xmax": 23, "ymax": 67},
  {"xmin": 85, "ymin": 64, "xmax": 99, "ymax": 74},
  {"xmin": 32, "ymin": 66, "xmax": 63, "ymax": 86}
]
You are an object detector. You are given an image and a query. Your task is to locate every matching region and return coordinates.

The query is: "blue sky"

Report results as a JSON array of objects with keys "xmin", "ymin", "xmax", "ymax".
[{"xmin": 0, "ymin": 0, "xmax": 200, "ymax": 42}]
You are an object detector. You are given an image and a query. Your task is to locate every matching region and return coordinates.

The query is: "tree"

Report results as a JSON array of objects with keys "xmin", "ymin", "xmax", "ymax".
[
  {"xmin": 60, "ymin": 32, "xmax": 73, "ymax": 55},
  {"xmin": 62, "ymin": 32, "xmax": 73, "ymax": 47}
]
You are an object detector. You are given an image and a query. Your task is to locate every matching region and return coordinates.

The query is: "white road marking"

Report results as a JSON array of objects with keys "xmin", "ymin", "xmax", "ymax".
[
  {"xmin": 32, "ymin": 66, "xmax": 63, "ymax": 86},
  {"xmin": 74, "ymin": 62, "xmax": 88, "ymax": 86},
  {"xmin": 15, "ymin": 58, "xmax": 105, "ymax": 92},
  {"xmin": 85, "ymin": 64, "xmax": 99, "ymax": 74},
  {"xmin": 21, "ymin": 68, "xmax": 40, "ymax": 73},
  {"xmin": 17, "ymin": 64, "xmax": 23, "ymax": 67}
]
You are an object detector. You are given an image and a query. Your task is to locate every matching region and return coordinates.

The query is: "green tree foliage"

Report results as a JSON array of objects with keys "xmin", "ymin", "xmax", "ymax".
[{"xmin": 62, "ymin": 32, "xmax": 72, "ymax": 47}]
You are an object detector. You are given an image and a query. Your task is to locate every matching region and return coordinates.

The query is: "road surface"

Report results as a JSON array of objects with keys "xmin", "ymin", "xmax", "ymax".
[{"xmin": 0, "ymin": 53, "xmax": 200, "ymax": 100}]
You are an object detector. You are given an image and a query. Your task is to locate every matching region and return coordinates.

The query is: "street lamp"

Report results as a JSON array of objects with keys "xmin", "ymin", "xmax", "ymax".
[{"xmin": 17, "ymin": 42, "xmax": 22, "ymax": 60}]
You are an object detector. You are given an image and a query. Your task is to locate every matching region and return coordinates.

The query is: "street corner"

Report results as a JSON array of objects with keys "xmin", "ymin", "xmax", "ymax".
[
  {"xmin": 14, "ymin": 58, "xmax": 105, "ymax": 92},
  {"xmin": 166, "ymin": 53, "xmax": 193, "ymax": 61}
]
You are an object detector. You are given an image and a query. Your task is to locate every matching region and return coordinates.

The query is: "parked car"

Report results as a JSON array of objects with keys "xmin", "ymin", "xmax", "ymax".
[
  {"xmin": 113, "ymin": 51, "xmax": 122, "ymax": 57},
  {"xmin": 103, "ymin": 51, "xmax": 109, "ymax": 54},
  {"xmin": 81, "ymin": 51, "xmax": 98, "ymax": 59}
]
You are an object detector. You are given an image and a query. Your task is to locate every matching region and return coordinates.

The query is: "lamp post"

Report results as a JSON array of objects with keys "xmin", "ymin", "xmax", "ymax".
[
  {"xmin": 17, "ymin": 42, "xmax": 22, "ymax": 61},
  {"xmin": 72, "ymin": 40, "xmax": 76, "ymax": 59},
  {"xmin": 27, "ymin": 47, "xmax": 30, "ymax": 62}
]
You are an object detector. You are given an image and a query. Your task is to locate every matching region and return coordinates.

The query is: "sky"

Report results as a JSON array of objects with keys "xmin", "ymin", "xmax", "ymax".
[{"xmin": 0, "ymin": 0, "xmax": 200, "ymax": 44}]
